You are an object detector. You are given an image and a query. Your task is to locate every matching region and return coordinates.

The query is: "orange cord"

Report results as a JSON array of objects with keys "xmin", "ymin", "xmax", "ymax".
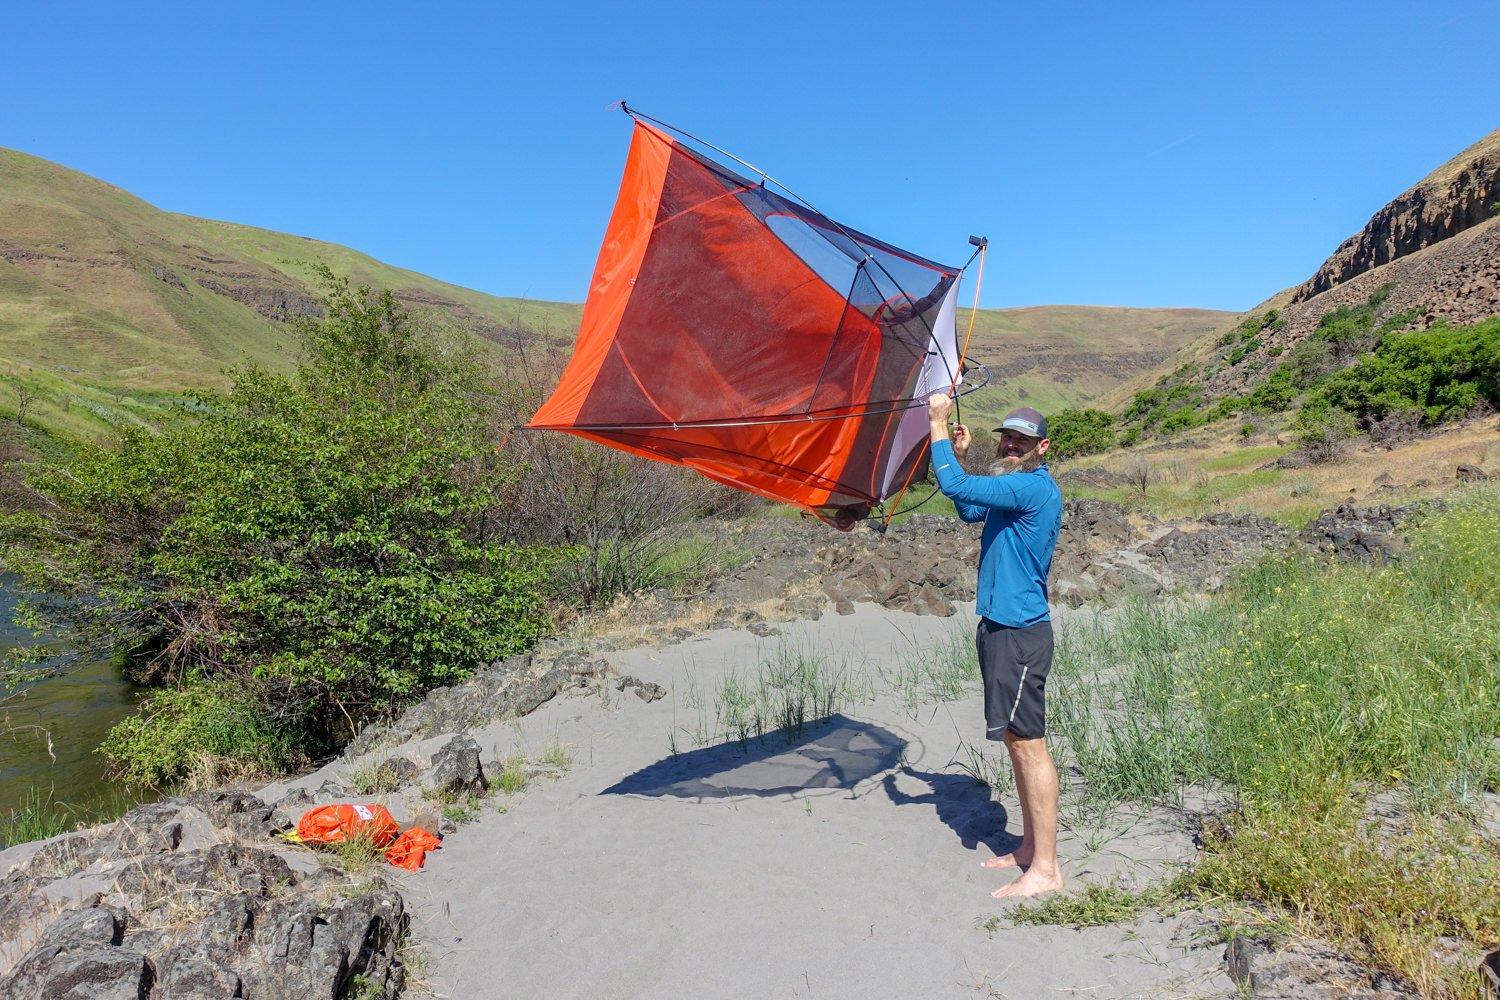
[{"xmin": 953, "ymin": 243, "xmax": 986, "ymax": 394}]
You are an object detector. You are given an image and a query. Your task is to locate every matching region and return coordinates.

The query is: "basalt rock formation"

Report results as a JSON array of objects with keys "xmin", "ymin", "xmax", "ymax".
[{"xmin": 1294, "ymin": 129, "xmax": 1500, "ymax": 303}]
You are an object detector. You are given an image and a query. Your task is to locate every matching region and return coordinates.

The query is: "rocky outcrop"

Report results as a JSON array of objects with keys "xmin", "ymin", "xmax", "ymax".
[
  {"xmin": 193, "ymin": 276, "xmax": 323, "ymax": 322},
  {"xmin": 1202, "ymin": 130, "xmax": 1500, "ymax": 399},
  {"xmin": 342, "ymin": 650, "xmax": 612, "ymax": 757},
  {"xmin": 1294, "ymin": 129, "xmax": 1500, "ymax": 302},
  {"xmin": 1297, "ymin": 499, "xmax": 1441, "ymax": 565},
  {"xmin": 0, "ymin": 790, "xmax": 407, "ymax": 1000}
]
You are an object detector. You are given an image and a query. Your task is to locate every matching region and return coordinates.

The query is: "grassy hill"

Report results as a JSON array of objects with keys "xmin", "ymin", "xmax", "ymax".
[
  {"xmin": 0, "ymin": 147, "xmax": 580, "ymax": 441},
  {"xmin": 953, "ymin": 304, "xmax": 1231, "ymax": 429}
]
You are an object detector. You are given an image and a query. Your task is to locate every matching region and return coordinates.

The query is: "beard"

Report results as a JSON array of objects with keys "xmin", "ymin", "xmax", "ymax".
[{"xmin": 987, "ymin": 450, "xmax": 1044, "ymax": 476}]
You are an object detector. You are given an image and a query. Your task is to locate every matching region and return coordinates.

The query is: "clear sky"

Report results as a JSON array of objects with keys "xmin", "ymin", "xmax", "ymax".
[{"xmin": 6, "ymin": 1, "xmax": 1495, "ymax": 312}]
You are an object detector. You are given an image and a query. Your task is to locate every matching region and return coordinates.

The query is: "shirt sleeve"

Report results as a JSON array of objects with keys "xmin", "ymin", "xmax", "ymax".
[{"xmin": 930, "ymin": 439, "xmax": 1046, "ymax": 513}]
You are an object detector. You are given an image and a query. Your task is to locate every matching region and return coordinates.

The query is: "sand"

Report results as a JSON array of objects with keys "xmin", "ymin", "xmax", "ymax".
[{"xmin": 284, "ymin": 602, "xmax": 1234, "ymax": 999}]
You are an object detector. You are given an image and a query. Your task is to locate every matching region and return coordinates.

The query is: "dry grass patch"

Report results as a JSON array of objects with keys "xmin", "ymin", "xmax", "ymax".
[{"xmin": 1062, "ymin": 417, "xmax": 1498, "ymax": 526}]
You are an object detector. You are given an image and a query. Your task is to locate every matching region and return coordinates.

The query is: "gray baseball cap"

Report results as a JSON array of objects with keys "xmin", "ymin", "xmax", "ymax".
[{"xmin": 993, "ymin": 406, "xmax": 1048, "ymax": 439}]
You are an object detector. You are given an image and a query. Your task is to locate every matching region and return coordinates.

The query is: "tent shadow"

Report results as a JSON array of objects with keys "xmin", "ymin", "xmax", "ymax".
[
  {"xmin": 882, "ymin": 767, "xmax": 1020, "ymax": 856},
  {"xmin": 600, "ymin": 713, "xmax": 905, "ymax": 799}
]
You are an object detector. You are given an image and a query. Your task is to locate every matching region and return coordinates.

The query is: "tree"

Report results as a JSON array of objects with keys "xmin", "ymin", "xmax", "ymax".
[{"xmin": 2, "ymin": 271, "xmax": 567, "ymax": 780}]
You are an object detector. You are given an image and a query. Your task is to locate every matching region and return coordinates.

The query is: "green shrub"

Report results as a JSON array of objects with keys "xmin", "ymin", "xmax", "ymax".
[
  {"xmin": 1227, "ymin": 336, "xmax": 1262, "ymax": 366},
  {"xmin": 1314, "ymin": 317, "xmax": 1500, "ymax": 427},
  {"xmin": 1046, "ymin": 408, "xmax": 1115, "ymax": 460},
  {"xmin": 98, "ymin": 680, "xmax": 307, "ymax": 787},
  {"xmin": 2, "ymin": 270, "xmax": 569, "ymax": 759},
  {"xmin": 1158, "ymin": 406, "xmax": 1206, "ymax": 433},
  {"xmin": 1248, "ymin": 367, "xmax": 1296, "ymax": 413}
]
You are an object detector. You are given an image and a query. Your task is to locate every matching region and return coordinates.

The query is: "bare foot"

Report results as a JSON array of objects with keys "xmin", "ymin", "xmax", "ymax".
[
  {"xmin": 991, "ymin": 866, "xmax": 1064, "ymax": 899},
  {"xmin": 980, "ymin": 850, "xmax": 1031, "ymax": 870}
]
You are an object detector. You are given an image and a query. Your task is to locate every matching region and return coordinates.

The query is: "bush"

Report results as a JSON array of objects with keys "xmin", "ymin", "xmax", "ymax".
[
  {"xmin": 1293, "ymin": 398, "xmax": 1357, "ymax": 463},
  {"xmin": 1247, "ymin": 367, "xmax": 1296, "ymax": 414},
  {"xmin": 2, "ymin": 271, "xmax": 568, "ymax": 771},
  {"xmin": 1315, "ymin": 318, "xmax": 1500, "ymax": 428},
  {"xmin": 1046, "ymin": 408, "xmax": 1115, "ymax": 461},
  {"xmin": 494, "ymin": 348, "xmax": 731, "ymax": 607},
  {"xmin": 98, "ymin": 681, "xmax": 309, "ymax": 787}
]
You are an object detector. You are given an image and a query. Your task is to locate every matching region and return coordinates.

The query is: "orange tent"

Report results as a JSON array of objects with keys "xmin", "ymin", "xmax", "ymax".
[{"xmin": 527, "ymin": 116, "xmax": 966, "ymax": 529}]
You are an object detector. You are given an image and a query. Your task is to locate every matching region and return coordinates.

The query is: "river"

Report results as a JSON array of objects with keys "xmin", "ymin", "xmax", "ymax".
[{"xmin": 0, "ymin": 575, "xmax": 146, "ymax": 822}]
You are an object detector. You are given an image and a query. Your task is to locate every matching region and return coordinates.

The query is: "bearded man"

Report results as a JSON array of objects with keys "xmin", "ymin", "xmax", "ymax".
[{"xmin": 926, "ymin": 395, "xmax": 1064, "ymax": 898}]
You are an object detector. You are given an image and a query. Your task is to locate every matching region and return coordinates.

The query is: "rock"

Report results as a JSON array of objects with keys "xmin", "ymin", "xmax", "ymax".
[
  {"xmin": 615, "ymin": 676, "xmax": 666, "ymax": 703},
  {"xmin": 1223, "ymin": 931, "xmax": 1417, "ymax": 998},
  {"xmin": 1457, "ymin": 463, "xmax": 1491, "ymax": 482},
  {"xmin": 1297, "ymin": 500, "xmax": 1434, "ymax": 565},
  {"xmin": 0, "ymin": 905, "xmax": 154, "ymax": 1000},
  {"xmin": 426, "ymin": 735, "xmax": 487, "ymax": 798},
  {"xmin": 374, "ymin": 757, "xmax": 419, "ymax": 790}
]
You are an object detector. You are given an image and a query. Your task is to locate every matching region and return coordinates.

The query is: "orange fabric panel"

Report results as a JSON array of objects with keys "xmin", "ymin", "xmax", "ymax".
[
  {"xmin": 529, "ymin": 121, "xmax": 672, "ymax": 427},
  {"xmin": 384, "ymin": 827, "xmax": 442, "ymax": 871}
]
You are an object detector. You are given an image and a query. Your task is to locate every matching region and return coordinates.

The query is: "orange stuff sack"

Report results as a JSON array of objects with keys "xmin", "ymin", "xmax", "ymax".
[
  {"xmin": 384, "ymin": 827, "xmax": 442, "ymax": 871},
  {"xmin": 295, "ymin": 804, "xmax": 399, "ymax": 848}
]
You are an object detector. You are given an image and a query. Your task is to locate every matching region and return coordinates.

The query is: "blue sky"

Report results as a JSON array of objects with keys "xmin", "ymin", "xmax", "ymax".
[{"xmin": 6, "ymin": 1, "xmax": 1495, "ymax": 312}]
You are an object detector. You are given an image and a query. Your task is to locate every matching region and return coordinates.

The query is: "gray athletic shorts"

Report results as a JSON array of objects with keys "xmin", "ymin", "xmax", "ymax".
[{"xmin": 976, "ymin": 617, "xmax": 1055, "ymax": 741}]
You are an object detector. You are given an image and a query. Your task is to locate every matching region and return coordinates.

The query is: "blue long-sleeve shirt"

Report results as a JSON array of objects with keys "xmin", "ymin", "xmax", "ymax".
[{"xmin": 930, "ymin": 438, "xmax": 1062, "ymax": 628}]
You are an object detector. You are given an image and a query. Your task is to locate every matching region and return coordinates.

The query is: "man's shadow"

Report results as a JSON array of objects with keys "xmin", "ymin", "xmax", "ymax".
[{"xmin": 883, "ymin": 767, "xmax": 1022, "ymax": 857}]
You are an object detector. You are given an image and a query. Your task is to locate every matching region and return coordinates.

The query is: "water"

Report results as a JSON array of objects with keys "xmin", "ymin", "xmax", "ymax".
[{"xmin": 1, "ymin": 575, "xmax": 146, "ymax": 822}]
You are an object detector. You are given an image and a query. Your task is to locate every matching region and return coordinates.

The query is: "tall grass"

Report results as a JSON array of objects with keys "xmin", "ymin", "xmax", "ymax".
[
  {"xmin": 0, "ymin": 786, "xmax": 75, "ymax": 849},
  {"xmin": 1047, "ymin": 484, "xmax": 1500, "ymax": 997},
  {"xmin": 716, "ymin": 644, "xmax": 874, "ymax": 743}
]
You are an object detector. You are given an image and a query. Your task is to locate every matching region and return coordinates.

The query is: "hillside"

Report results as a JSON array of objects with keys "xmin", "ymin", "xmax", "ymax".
[
  {"xmin": 0, "ymin": 147, "xmax": 580, "ymax": 441},
  {"xmin": 1, "ymin": 148, "xmax": 1222, "ymax": 444},
  {"xmin": 953, "ymin": 304, "xmax": 1231, "ymax": 428}
]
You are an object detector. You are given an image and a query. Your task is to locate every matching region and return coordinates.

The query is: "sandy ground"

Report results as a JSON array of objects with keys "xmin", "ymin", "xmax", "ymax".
[{"xmin": 276, "ymin": 602, "xmax": 1235, "ymax": 1000}]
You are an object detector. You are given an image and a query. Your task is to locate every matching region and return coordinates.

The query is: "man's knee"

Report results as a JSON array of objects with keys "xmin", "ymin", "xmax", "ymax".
[
  {"xmin": 1003, "ymin": 728, "xmax": 1046, "ymax": 748},
  {"xmin": 1003, "ymin": 731, "xmax": 1051, "ymax": 762}
]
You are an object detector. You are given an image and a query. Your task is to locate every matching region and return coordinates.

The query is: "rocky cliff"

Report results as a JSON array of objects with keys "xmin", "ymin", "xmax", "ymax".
[{"xmin": 1293, "ymin": 128, "xmax": 1500, "ymax": 303}]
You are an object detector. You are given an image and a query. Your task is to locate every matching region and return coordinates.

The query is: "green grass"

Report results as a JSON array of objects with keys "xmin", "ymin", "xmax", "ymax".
[
  {"xmin": 541, "ymin": 738, "xmax": 574, "ymax": 771},
  {"xmin": 879, "ymin": 624, "xmax": 975, "ymax": 715},
  {"xmin": 325, "ymin": 828, "xmax": 390, "ymax": 874},
  {"xmin": 716, "ymin": 643, "xmax": 873, "ymax": 743},
  {"xmin": 1007, "ymin": 878, "xmax": 1186, "ymax": 927},
  {"xmin": 1063, "ymin": 466, "xmax": 1287, "ymax": 520},
  {"xmin": 1200, "ymin": 445, "xmax": 1290, "ymax": 471},
  {"xmin": 1040, "ymin": 483, "xmax": 1500, "ymax": 998},
  {"xmin": 493, "ymin": 756, "xmax": 529, "ymax": 795},
  {"xmin": 0, "ymin": 786, "xmax": 76, "ymax": 848},
  {"xmin": 699, "ymin": 623, "xmax": 977, "ymax": 749}
]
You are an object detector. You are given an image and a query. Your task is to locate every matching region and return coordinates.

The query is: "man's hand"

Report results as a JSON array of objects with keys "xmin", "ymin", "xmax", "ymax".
[
  {"xmin": 952, "ymin": 424, "xmax": 972, "ymax": 461},
  {"xmin": 927, "ymin": 393, "xmax": 954, "ymax": 447},
  {"xmin": 927, "ymin": 393, "xmax": 953, "ymax": 427}
]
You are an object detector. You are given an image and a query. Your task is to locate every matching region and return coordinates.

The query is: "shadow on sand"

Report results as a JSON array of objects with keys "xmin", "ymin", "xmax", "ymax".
[
  {"xmin": 883, "ymin": 768, "xmax": 1021, "ymax": 857},
  {"xmin": 600, "ymin": 714, "xmax": 904, "ymax": 799}
]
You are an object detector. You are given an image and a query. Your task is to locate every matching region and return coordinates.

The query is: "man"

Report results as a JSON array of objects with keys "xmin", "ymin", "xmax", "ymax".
[{"xmin": 926, "ymin": 394, "xmax": 1064, "ymax": 899}]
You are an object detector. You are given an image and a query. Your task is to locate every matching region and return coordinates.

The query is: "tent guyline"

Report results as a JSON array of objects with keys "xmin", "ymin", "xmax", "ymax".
[{"xmin": 523, "ymin": 104, "xmax": 988, "ymax": 530}]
